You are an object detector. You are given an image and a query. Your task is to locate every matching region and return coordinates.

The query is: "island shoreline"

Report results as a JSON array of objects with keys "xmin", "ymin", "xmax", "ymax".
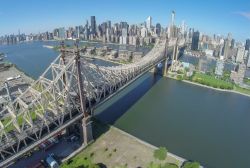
[{"xmin": 167, "ymin": 76, "xmax": 250, "ymax": 98}]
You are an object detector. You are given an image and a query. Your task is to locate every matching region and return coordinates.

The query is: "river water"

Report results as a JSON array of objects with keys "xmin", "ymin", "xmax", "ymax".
[{"xmin": 1, "ymin": 42, "xmax": 250, "ymax": 168}]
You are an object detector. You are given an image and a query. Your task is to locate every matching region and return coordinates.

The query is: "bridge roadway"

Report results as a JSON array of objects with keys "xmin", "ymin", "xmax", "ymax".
[{"xmin": 0, "ymin": 38, "xmax": 176, "ymax": 167}]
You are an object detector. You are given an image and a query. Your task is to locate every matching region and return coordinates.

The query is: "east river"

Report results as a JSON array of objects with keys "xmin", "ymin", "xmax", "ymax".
[{"xmin": 1, "ymin": 42, "xmax": 250, "ymax": 168}]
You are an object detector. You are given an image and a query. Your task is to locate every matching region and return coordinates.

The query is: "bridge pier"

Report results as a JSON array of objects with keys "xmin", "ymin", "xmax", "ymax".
[
  {"xmin": 153, "ymin": 58, "xmax": 169, "ymax": 76},
  {"xmin": 162, "ymin": 58, "xmax": 168, "ymax": 77},
  {"xmin": 80, "ymin": 116, "xmax": 93, "ymax": 145},
  {"xmin": 170, "ymin": 42, "xmax": 179, "ymax": 71}
]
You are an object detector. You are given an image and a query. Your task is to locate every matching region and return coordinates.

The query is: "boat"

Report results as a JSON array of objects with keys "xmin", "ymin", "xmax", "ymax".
[{"xmin": 43, "ymin": 45, "xmax": 54, "ymax": 49}]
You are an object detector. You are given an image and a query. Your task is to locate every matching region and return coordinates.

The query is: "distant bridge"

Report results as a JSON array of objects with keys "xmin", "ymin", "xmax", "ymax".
[{"xmin": 0, "ymin": 37, "xmax": 184, "ymax": 167}]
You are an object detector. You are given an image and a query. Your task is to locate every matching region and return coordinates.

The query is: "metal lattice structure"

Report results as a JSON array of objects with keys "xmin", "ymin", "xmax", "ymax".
[{"xmin": 0, "ymin": 37, "xmax": 174, "ymax": 166}]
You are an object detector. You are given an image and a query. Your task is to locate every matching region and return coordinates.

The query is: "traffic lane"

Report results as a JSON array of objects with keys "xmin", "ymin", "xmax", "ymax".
[{"xmin": 9, "ymin": 139, "xmax": 80, "ymax": 168}]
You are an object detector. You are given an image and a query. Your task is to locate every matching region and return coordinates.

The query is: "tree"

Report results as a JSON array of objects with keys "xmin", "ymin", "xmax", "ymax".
[
  {"xmin": 177, "ymin": 75, "xmax": 183, "ymax": 80},
  {"xmin": 182, "ymin": 161, "xmax": 200, "ymax": 168},
  {"xmin": 154, "ymin": 147, "xmax": 168, "ymax": 161},
  {"xmin": 147, "ymin": 162, "xmax": 178, "ymax": 168},
  {"xmin": 161, "ymin": 163, "xmax": 178, "ymax": 168},
  {"xmin": 147, "ymin": 162, "xmax": 161, "ymax": 168}
]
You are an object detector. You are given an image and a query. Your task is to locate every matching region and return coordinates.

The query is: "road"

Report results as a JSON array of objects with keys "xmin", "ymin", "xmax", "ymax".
[{"xmin": 9, "ymin": 138, "xmax": 80, "ymax": 168}]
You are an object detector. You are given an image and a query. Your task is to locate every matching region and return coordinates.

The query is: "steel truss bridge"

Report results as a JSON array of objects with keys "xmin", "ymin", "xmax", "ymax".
[{"xmin": 0, "ymin": 37, "xmax": 183, "ymax": 167}]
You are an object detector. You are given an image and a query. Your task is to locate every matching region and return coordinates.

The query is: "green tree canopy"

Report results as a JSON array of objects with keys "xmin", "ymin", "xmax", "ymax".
[
  {"xmin": 153, "ymin": 147, "xmax": 168, "ymax": 161},
  {"xmin": 182, "ymin": 161, "xmax": 200, "ymax": 168}
]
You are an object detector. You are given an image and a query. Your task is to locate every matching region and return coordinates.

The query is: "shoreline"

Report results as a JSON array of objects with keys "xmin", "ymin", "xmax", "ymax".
[
  {"xmin": 167, "ymin": 76, "xmax": 250, "ymax": 98},
  {"xmin": 12, "ymin": 64, "xmax": 35, "ymax": 81}
]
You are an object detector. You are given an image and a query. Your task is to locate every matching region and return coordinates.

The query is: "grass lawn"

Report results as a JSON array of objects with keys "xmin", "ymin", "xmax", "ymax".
[
  {"xmin": 233, "ymin": 85, "xmax": 250, "ymax": 95},
  {"xmin": 190, "ymin": 72, "xmax": 233, "ymax": 90},
  {"xmin": 60, "ymin": 155, "xmax": 99, "ymax": 168},
  {"xmin": 243, "ymin": 78, "xmax": 250, "ymax": 85}
]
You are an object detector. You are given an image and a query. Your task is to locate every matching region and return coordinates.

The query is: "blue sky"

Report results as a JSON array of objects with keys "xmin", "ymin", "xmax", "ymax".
[{"xmin": 0, "ymin": 0, "xmax": 250, "ymax": 41}]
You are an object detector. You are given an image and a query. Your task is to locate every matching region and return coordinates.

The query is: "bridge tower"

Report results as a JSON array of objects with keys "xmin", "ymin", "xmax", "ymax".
[
  {"xmin": 74, "ymin": 42, "xmax": 93, "ymax": 145},
  {"xmin": 163, "ymin": 37, "xmax": 169, "ymax": 76},
  {"xmin": 170, "ymin": 39, "xmax": 179, "ymax": 71},
  {"xmin": 153, "ymin": 37, "xmax": 169, "ymax": 76}
]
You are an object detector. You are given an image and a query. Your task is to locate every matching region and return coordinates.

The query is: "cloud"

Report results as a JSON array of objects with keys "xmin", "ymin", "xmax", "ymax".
[{"xmin": 236, "ymin": 12, "xmax": 250, "ymax": 20}]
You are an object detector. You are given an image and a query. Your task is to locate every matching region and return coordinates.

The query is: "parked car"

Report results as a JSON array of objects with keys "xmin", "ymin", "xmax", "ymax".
[{"xmin": 45, "ymin": 153, "xmax": 59, "ymax": 168}]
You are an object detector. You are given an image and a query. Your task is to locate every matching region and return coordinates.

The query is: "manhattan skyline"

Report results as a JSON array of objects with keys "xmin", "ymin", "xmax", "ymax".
[{"xmin": 0, "ymin": 0, "xmax": 250, "ymax": 41}]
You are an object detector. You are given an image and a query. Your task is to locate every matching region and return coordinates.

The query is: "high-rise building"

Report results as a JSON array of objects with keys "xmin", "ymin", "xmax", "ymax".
[
  {"xmin": 107, "ymin": 20, "xmax": 111, "ymax": 29},
  {"xmin": 245, "ymin": 39, "xmax": 250, "ymax": 51},
  {"xmin": 231, "ymin": 39, "xmax": 235, "ymax": 49},
  {"xmin": 222, "ymin": 39, "xmax": 230, "ymax": 60},
  {"xmin": 215, "ymin": 60, "xmax": 224, "ymax": 76},
  {"xmin": 181, "ymin": 20, "xmax": 186, "ymax": 35},
  {"xmin": 120, "ymin": 28, "xmax": 128, "ymax": 45},
  {"xmin": 247, "ymin": 51, "xmax": 250, "ymax": 68},
  {"xmin": 168, "ymin": 11, "xmax": 176, "ymax": 39},
  {"xmin": 244, "ymin": 50, "xmax": 249, "ymax": 61},
  {"xmin": 230, "ymin": 63, "xmax": 246, "ymax": 84},
  {"xmin": 90, "ymin": 16, "xmax": 96, "ymax": 34},
  {"xmin": 58, "ymin": 27, "xmax": 65, "ymax": 39},
  {"xmin": 171, "ymin": 11, "xmax": 175, "ymax": 26},
  {"xmin": 191, "ymin": 31, "xmax": 200, "ymax": 50},
  {"xmin": 236, "ymin": 46, "xmax": 245, "ymax": 63},
  {"xmin": 120, "ymin": 22, "xmax": 128, "ymax": 29},
  {"xmin": 155, "ymin": 23, "xmax": 161, "ymax": 36},
  {"xmin": 122, "ymin": 28, "xmax": 128, "ymax": 37},
  {"xmin": 141, "ymin": 27, "xmax": 148, "ymax": 38},
  {"xmin": 146, "ymin": 16, "xmax": 152, "ymax": 30}
]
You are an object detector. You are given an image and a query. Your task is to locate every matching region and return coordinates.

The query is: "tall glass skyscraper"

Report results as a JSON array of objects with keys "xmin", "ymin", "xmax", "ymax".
[
  {"xmin": 90, "ymin": 16, "xmax": 96, "ymax": 34},
  {"xmin": 191, "ymin": 31, "xmax": 200, "ymax": 50},
  {"xmin": 245, "ymin": 39, "xmax": 250, "ymax": 51}
]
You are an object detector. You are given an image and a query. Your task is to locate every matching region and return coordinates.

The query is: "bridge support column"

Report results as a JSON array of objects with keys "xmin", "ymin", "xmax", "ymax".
[
  {"xmin": 171, "ymin": 43, "xmax": 179, "ymax": 72},
  {"xmin": 153, "ymin": 65, "xmax": 158, "ymax": 75},
  {"xmin": 163, "ymin": 59, "xmax": 168, "ymax": 77},
  {"xmin": 80, "ymin": 116, "xmax": 93, "ymax": 145}
]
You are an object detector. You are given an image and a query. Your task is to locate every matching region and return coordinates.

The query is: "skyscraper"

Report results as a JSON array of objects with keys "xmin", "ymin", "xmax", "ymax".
[
  {"xmin": 146, "ymin": 16, "xmax": 152, "ymax": 30},
  {"xmin": 155, "ymin": 23, "xmax": 161, "ymax": 36},
  {"xmin": 245, "ymin": 39, "xmax": 250, "ymax": 51},
  {"xmin": 90, "ymin": 16, "xmax": 96, "ymax": 34},
  {"xmin": 236, "ymin": 46, "xmax": 245, "ymax": 63},
  {"xmin": 181, "ymin": 20, "xmax": 185, "ymax": 35},
  {"xmin": 168, "ymin": 11, "xmax": 176, "ymax": 39},
  {"xmin": 58, "ymin": 27, "xmax": 65, "ymax": 39},
  {"xmin": 222, "ymin": 39, "xmax": 230, "ymax": 60},
  {"xmin": 231, "ymin": 39, "xmax": 235, "ymax": 49},
  {"xmin": 107, "ymin": 20, "xmax": 111, "ymax": 29},
  {"xmin": 191, "ymin": 31, "xmax": 199, "ymax": 50},
  {"xmin": 171, "ymin": 11, "xmax": 175, "ymax": 26}
]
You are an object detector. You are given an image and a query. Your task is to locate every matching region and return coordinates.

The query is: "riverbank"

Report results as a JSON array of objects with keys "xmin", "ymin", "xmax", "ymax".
[
  {"xmin": 0, "ymin": 65, "xmax": 34, "ymax": 88},
  {"xmin": 167, "ymin": 76, "xmax": 250, "ymax": 98},
  {"xmin": 61, "ymin": 120, "xmax": 185, "ymax": 168}
]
